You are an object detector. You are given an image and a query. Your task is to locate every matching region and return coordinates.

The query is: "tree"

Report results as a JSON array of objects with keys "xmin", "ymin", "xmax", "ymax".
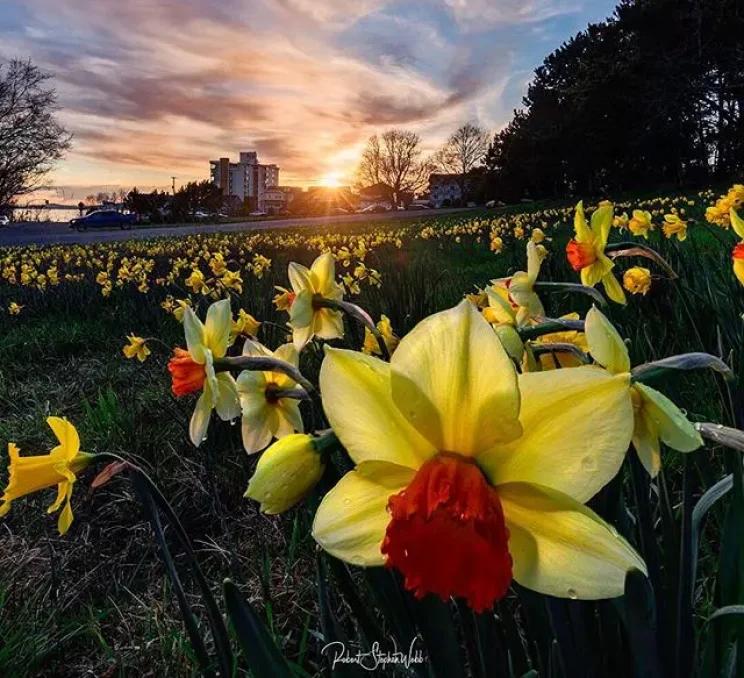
[
  {"xmin": 0, "ymin": 59, "xmax": 71, "ymax": 209},
  {"xmin": 356, "ymin": 130, "xmax": 433, "ymax": 205},
  {"xmin": 434, "ymin": 123, "xmax": 490, "ymax": 201}
]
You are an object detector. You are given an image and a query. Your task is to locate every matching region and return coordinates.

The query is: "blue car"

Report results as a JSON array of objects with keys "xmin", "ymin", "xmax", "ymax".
[{"xmin": 69, "ymin": 210, "xmax": 136, "ymax": 231}]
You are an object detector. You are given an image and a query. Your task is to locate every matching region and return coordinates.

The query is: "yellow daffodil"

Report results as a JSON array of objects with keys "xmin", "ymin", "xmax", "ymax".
[
  {"xmin": 168, "ymin": 299, "xmax": 240, "ymax": 446},
  {"xmin": 628, "ymin": 210, "xmax": 652, "ymax": 238},
  {"xmin": 662, "ymin": 214, "xmax": 687, "ymax": 241},
  {"xmin": 313, "ymin": 301, "xmax": 643, "ymax": 612},
  {"xmin": 584, "ymin": 307, "xmax": 702, "ymax": 476},
  {"xmin": 286, "ymin": 252, "xmax": 344, "ymax": 350},
  {"xmin": 530, "ymin": 228, "xmax": 546, "ymax": 243},
  {"xmin": 0, "ymin": 418, "xmax": 92, "ymax": 535},
  {"xmin": 363, "ymin": 315, "xmax": 399, "ymax": 356},
  {"xmin": 8, "ymin": 301, "xmax": 23, "ymax": 315},
  {"xmin": 236, "ymin": 340, "xmax": 304, "ymax": 454},
  {"xmin": 185, "ymin": 268, "xmax": 210, "ymax": 295},
  {"xmin": 565, "ymin": 202, "xmax": 626, "ymax": 305},
  {"xmin": 623, "ymin": 267, "xmax": 652, "ymax": 296},
  {"xmin": 122, "ymin": 335, "xmax": 151, "ymax": 362},
  {"xmin": 220, "ymin": 269, "xmax": 243, "ymax": 293},
  {"xmin": 273, "ymin": 286, "xmax": 294, "ymax": 311},
  {"xmin": 231, "ymin": 309, "xmax": 261, "ymax": 341},
  {"xmin": 728, "ymin": 208, "xmax": 744, "ymax": 286},
  {"xmin": 245, "ymin": 434, "xmax": 325, "ymax": 514}
]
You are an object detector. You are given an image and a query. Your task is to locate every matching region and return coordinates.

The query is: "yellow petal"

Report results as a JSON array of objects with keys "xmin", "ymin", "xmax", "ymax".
[
  {"xmin": 183, "ymin": 307, "xmax": 207, "ymax": 364},
  {"xmin": 584, "ymin": 306, "xmax": 630, "ymax": 374},
  {"xmin": 731, "ymin": 207, "xmax": 744, "ymax": 240},
  {"xmin": 204, "ymin": 299, "xmax": 232, "ymax": 358},
  {"xmin": 288, "ymin": 261, "xmax": 313, "ymax": 293},
  {"xmin": 479, "ymin": 366, "xmax": 633, "ymax": 502},
  {"xmin": 57, "ymin": 486, "xmax": 74, "ymax": 535},
  {"xmin": 485, "ymin": 286, "xmax": 516, "ymax": 325},
  {"xmin": 390, "ymin": 301, "xmax": 522, "ymax": 456},
  {"xmin": 634, "ymin": 383, "xmax": 702, "ymax": 452},
  {"xmin": 500, "ymin": 482, "xmax": 646, "ymax": 599},
  {"xmin": 734, "ymin": 258, "xmax": 744, "ymax": 287},
  {"xmin": 214, "ymin": 373, "xmax": 240, "ymax": 421},
  {"xmin": 591, "ymin": 203, "xmax": 614, "ymax": 247},
  {"xmin": 47, "ymin": 417, "xmax": 80, "ymax": 459},
  {"xmin": 580, "ymin": 259, "xmax": 611, "ymax": 287},
  {"xmin": 320, "ymin": 348, "xmax": 436, "ymax": 468},
  {"xmin": 574, "ymin": 201, "xmax": 592, "ymax": 242},
  {"xmin": 632, "ymin": 405, "xmax": 661, "ymax": 477},
  {"xmin": 314, "ymin": 307, "xmax": 344, "ymax": 340},
  {"xmin": 289, "ymin": 288, "xmax": 314, "ymax": 329},
  {"xmin": 602, "ymin": 271, "xmax": 627, "ymax": 305},
  {"xmin": 189, "ymin": 391, "xmax": 212, "ymax": 446},
  {"xmin": 312, "ymin": 463, "xmax": 413, "ymax": 566},
  {"xmin": 310, "ymin": 252, "xmax": 338, "ymax": 297}
]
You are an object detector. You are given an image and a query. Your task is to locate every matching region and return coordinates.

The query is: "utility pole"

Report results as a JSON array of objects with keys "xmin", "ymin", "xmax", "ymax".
[{"xmin": 171, "ymin": 176, "xmax": 177, "ymax": 194}]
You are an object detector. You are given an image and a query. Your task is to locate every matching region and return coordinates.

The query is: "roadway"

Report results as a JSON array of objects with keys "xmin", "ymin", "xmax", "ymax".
[{"xmin": 0, "ymin": 208, "xmax": 475, "ymax": 248}]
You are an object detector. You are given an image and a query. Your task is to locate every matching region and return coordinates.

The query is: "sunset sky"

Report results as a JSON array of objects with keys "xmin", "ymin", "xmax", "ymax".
[{"xmin": 1, "ymin": 0, "xmax": 617, "ymax": 200}]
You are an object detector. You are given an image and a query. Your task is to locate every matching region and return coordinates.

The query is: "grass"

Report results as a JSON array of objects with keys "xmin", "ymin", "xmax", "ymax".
[{"xmin": 0, "ymin": 189, "xmax": 742, "ymax": 675}]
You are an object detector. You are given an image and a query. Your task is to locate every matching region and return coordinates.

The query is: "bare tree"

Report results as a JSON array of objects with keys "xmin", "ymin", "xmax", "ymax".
[
  {"xmin": 356, "ymin": 130, "xmax": 433, "ymax": 206},
  {"xmin": 434, "ymin": 122, "xmax": 489, "ymax": 201},
  {"xmin": 0, "ymin": 59, "xmax": 71, "ymax": 209}
]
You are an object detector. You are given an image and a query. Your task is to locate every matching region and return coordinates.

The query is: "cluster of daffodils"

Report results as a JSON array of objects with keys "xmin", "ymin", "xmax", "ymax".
[
  {"xmin": 0, "ymin": 196, "xmax": 729, "ymax": 618},
  {"xmin": 705, "ymin": 184, "xmax": 744, "ymax": 227}
]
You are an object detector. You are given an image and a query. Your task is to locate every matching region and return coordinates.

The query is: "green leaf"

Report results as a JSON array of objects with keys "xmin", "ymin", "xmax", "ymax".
[
  {"xmin": 697, "ymin": 424, "xmax": 744, "ymax": 453},
  {"xmin": 631, "ymin": 353, "xmax": 733, "ymax": 383},
  {"xmin": 533, "ymin": 280, "xmax": 607, "ymax": 306},
  {"xmin": 691, "ymin": 474, "xmax": 733, "ymax": 589},
  {"xmin": 223, "ymin": 579, "xmax": 293, "ymax": 678},
  {"xmin": 709, "ymin": 607, "xmax": 744, "ymax": 623}
]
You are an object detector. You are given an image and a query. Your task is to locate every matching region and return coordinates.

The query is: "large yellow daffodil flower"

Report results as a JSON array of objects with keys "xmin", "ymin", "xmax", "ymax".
[
  {"xmin": 0, "ymin": 418, "xmax": 92, "ymax": 535},
  {"xmin": 584, "ymin": 307, "xmax": 702, "ymax": 476},
  {"xmin": 287, "ymin": 252, "xmax": 345, "ymax": 350},
  {"xmin": 169, "ymin": 299, "xmax": 240, "ymax": 446},
  {"xmin": 566, "ymin": 202, "xmax": 626, "ymax": 305},
  {"xmin": 236, "ymin": 340, "xmax": 304, "ymax": 454},
  {"xmin": 313, "ymin": 301, "xmax": 644, "ymax": 611}
]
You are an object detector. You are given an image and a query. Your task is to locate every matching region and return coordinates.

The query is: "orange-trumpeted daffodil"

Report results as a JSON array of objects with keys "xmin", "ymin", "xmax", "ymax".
[
  {"xmin": 313, "ymin": 301, "xmax": 644, "ymax": 612},
  {"xmin": 729, "ymin": 208, "xmax": 744, "ymax": 286},
  {"xmin": 584, "ymin": 307, "xmax": 702, "ymax": 476},
  {"xmin": 0, "ymin": 418, "xmax": 92, "ymax": 535},
  {"xmin": 286, "ymin": 252, "xmax": 345, "ymax": 351},
  {"xmin": 167, "ymin": 299, "xmax": 240, "ymax": 446},
  {"xmin": 236, "ymin": 340, "xmax": 304, "ymax": 454},
  {"xmin": 565, "ymin": 201, "xmax": 626, "ymax": 305}
]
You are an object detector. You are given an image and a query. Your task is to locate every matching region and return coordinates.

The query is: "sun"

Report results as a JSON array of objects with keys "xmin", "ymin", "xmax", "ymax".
[{"xmin": 320, "ymin": 172, "xmax": 342, "ymax": 188}]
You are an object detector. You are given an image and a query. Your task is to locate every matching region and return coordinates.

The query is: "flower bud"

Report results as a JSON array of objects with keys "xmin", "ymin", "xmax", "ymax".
[{"xmin": 245, "ymin": 433, "xmax": 325, "ymax": 514}]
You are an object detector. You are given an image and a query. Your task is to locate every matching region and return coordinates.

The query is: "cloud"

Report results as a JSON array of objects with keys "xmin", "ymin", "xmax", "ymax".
[{"xmin": 0, "ymin": 0, "xmax": 617, "ymax": 192}]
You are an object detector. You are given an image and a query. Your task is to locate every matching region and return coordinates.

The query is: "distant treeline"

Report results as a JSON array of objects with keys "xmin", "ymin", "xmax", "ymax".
[{"xmin": 482, "ymin": 0, "xmax": 744, "ymax": 202}]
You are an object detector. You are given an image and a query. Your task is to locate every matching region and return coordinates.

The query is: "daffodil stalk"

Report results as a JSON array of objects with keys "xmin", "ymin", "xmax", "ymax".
[
  {"xmin": 604, "ymin": 241, "xmax": 679, "ymax": 280},
  {"xmin": 313, "ymin": 297, "xmax": 391, "ymax": 360},
  {"xmin": 630, "ymin": 353, "xmax": 733, "ymax": 384},
  {"xmin": 517, "ymin": 317, "xmax": 585, "ymax": 341},
  {"xmin": 213, "ymin": 355, "xmax": 316, "ymax": 394}
]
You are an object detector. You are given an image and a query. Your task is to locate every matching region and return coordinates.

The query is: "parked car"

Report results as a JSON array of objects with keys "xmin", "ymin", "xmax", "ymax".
[
  {"xmin": 0, "ymin": 215, "xmax": 10, "ymax": 227},
  {"xmin": 69, "ymin": 210, "xmax": 136, "ymax": 231},
  {"xmin": 249, "ymin": 211, "xmax": 268, "ymax": 217},
  {"xmin": 192, "ymin": 210, "xmax": 210, "ymax": 220},
  {"xmin": 358, "ymin": 204, "xmax": 389, "ymax": 213},
  {"xmin": 406, "ymin": 202, "xmax": 431, "ymax": 210}
]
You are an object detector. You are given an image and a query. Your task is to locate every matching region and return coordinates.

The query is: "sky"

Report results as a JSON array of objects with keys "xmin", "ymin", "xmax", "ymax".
[{"xmin": 0, "ymin": 0, "xmax": 618, "ymax": 201}]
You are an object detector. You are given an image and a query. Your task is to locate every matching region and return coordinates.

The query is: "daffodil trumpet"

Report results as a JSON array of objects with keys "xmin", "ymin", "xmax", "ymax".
[
  {"xmin": 313, "ymin": 297, "xmax": 391, "ymax": 360},
  {"xmin": 630, "ymin": 353, "xmax": 733, "ymax": 385},
  {"xmin": 603, "ymin": 242, "xmax": 678, "ymax": 280},
  {"xmin": 213, "ymin": 355, "xmax": 316, "ymax": 394}
]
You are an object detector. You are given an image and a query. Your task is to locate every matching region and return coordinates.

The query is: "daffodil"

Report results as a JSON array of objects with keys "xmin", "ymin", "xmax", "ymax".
[
  {"xmin": 313, "ymin": 301, "xmax": 644, "ymax": 612},
  {"xmin": 7, "ymin": 301, "xmax": 23, "ymax": 316},
  {"xmin": 286, "ymin": 252, "xmax": 345, "ymax": 350},
  {"xmin": 623, "ymin": 267, "xmax": 652, "ymax": 296},
  {"xmin": 363, "ymin": 315, "xmax": 399, "ymax": 356},
  {"xmin": 236, "ymin": 340, "xmax": 304, "ymax": 454},
  {"xmin": 122, "ymin": 335, "xmax": 151, "ymax": 362},
  {"xmin": 662, "ymin": 214, "xmax": 687, "ymax": 241},
  {"xmin": 231, "ymin": 309, "xmax": 261, "ymax": 341},
  {"xmin": 628, "ymin": 210, "xmax": 652, "ymax": 238},
  {"xmin": 167, "ymin": 299, "xmax": 240, "ymax": 446},
  {"xmin": 0, "ymin": 418, "xmax": 92, "ymax": 535},
  {"xmin": 584, "ymin": 307, "xmax": 702, "ymax": 476},
  {"xmin": 245, "ymin": 433, "xmax": 325, "ymax": 514},
  {"xmin": 729, "ymin": 208, "xmax": 744, "ymax": 286},
  {"xmin": 565, "ymin": 201, "xmax": 626, "ymax": 304}
]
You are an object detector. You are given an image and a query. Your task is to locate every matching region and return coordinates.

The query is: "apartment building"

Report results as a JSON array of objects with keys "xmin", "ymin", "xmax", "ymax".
[{"xmin": 209, "ymin": 151, "xmax": 281, "ymax": 211}]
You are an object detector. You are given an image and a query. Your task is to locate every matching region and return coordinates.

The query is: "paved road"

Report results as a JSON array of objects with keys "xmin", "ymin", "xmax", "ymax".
[{"xmin": 0, "ymin": 208, "xmax": 475, "ymax": 248}]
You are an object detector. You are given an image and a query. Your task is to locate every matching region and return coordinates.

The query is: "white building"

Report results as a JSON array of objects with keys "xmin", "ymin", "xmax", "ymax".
[
  {"xmin": 210, "ymin": 151, "xmax": 280, "ymax": 212},
  {"xmin": 428, "ymin": 173, "xmax": 462, "ymax": 208}
]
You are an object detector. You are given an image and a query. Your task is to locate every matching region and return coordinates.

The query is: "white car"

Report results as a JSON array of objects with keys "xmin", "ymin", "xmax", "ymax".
[{"xmin": 0, "ymin": 215, "xmax": 9, "ymax": 227}]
